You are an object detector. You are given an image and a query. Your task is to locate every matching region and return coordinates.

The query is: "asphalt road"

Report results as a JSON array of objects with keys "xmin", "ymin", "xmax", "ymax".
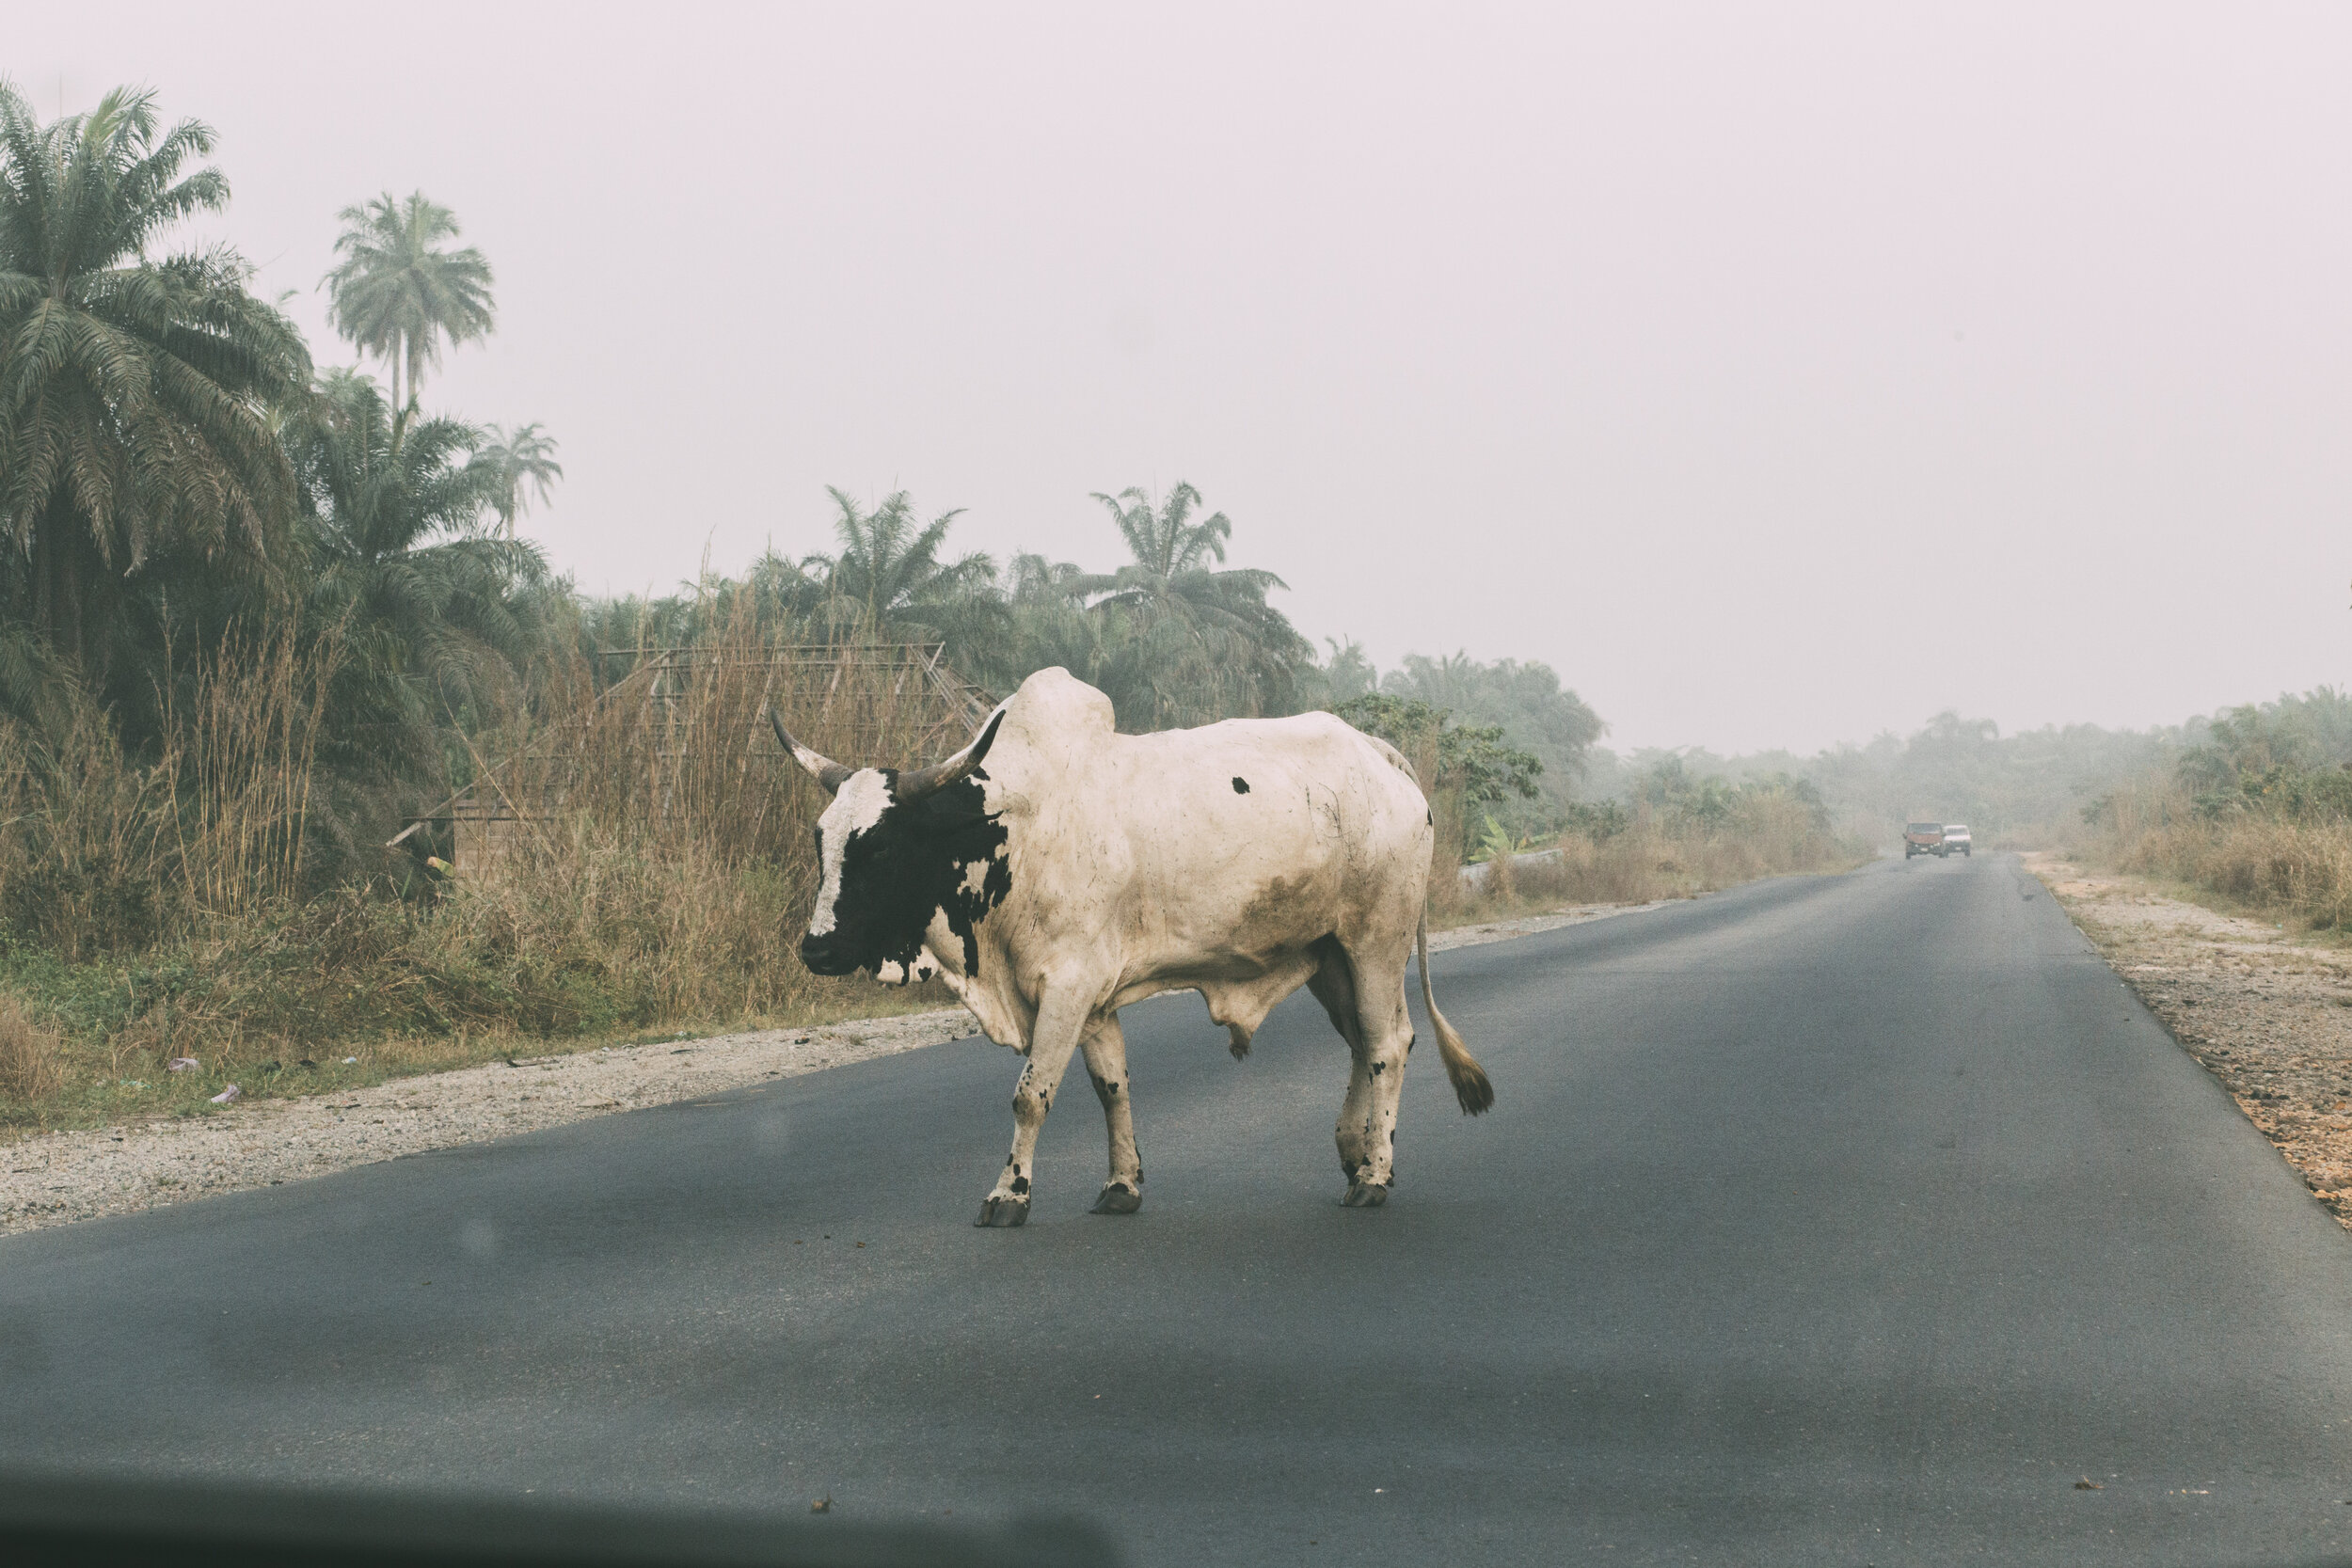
[{"xmin": 6, "ymin": 851, "xmax": 2352, "ymax": 1565}]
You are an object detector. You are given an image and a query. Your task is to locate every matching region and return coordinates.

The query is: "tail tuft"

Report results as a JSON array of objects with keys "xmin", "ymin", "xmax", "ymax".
[{"xmin": 1417, "ymin": 914, "xmax": 1494, "ymax": 1116}]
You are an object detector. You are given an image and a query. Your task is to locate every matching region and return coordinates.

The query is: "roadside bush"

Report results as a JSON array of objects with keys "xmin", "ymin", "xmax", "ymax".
[
  {"xmin": 2088, "ymin": 777, "xmax": 2352, "ymax": 929},
  {"xmin": 1457, "ymin": 791, "xmax": 1864, "ymax": 917},
  {"xmin": 0, "ymin": 607, "xmax": 970, "ymax": 1131},
  {"xmin": 2080, "ymin": 713, "xmax": 2352, "ymax": 928}
]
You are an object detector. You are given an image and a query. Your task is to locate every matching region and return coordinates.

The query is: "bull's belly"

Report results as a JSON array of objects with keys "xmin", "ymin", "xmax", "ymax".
[{"xmin": 1111, "ymin": 940, "xmax": 1325, "ymax": 1037}]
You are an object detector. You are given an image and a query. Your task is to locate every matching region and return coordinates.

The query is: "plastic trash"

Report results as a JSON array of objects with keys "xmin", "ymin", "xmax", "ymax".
[
  {"xmin": 166, "ymin": 1057, "xmax": 199, "ymax": 1072},
  {"xmin": 342, "ymin": 1056, "xmax": 358, "ymax": 1065},
  {"xmin": 210, "ymin": 1085, "xmax": 242, "ymax": 1104}
]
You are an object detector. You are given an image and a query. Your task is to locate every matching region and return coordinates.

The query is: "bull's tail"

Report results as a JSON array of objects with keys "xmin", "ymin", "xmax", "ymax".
[{"xmin": 1417, "ymin": 912, "xmax": 1494, "ymax": 1115}]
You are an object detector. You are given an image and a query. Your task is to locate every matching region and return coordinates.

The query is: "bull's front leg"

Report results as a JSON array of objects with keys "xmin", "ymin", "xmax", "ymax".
[
  {"xmin": 1080, "ymin": 1014, "xmax": 1143, "ymax": 1214},
  {"xmin": 976, "ymin": 992, "xmax": 1090, "ymax": 1228}
]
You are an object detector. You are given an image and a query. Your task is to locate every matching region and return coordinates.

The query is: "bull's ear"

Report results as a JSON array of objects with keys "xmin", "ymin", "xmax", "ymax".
[
  {"xmin": 895, "ymin": 707, "xmax": 1006, "ymax": 803},
  {"xmin": 769, "ymin": 709, "xmax": 854, "ymax": 795}
]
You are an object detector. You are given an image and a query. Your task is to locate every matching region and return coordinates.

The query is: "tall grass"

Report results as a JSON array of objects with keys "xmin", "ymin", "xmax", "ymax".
[
  {"xmin": 1454, "ymin": 792, "xmax": 1863, "ymax": 916},
  {"xmin": 0, "ymin": 628, "xmax": 338, "ymax": 958},
  {"xmin": 390, "ymin": 613, "xmax": 962, "ymax": 1033},
  {"xmin": 0, "ymin": 605, "xmax": 971, "ymax": 1129},
  {"xmin": 2085, "ymin": 776, "xmax": 2352, "ymax": 929},
  {"xmin": 0, "ymin": 704, "xmax": 175, "ymax": 958},
  {"xmin": 0, "ymin": 994, "xmax": 64, "ymax": 1102},
  {"xmin": 162, "ymin": 629, "xmax": 342, "ymax": 920}
]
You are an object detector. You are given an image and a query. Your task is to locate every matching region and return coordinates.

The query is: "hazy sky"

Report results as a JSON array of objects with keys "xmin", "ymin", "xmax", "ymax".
[{"xmin": 17, "ymin": 4, "xmax": 2350, "ymax": 752}]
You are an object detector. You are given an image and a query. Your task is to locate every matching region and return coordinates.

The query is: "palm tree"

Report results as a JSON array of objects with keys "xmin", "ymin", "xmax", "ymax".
[
  {"xmin": 284, "ymin": 371, "xmax": 545, "ymax": 774},
  {"xmin": 1074, "ymin": 483, "xmax": 1311, "ymax": 727},
  {"xmin": 986, "ymin": 551, "xmax": 1104, "ymax": 696},
  {"xmin": 810, "ymin": 488, "xmax": 1003, "ymax": 653},
  {"xmin": 1320, "ymin": 636, "xmax": 1379, "ymax": 703},
  {"xmin": 1077, "ymin": 483, "xmax": 1253, "ymax": 611},
  {"xmin": 322, "ymin": 192, "xmax": 495, "ymax": 417},
  {"xmin": 0, "ymin": 83, "xmax": 310, "ymax": 682},
  {"xmin": 473, "ymin": 421, "xmax": 562, "ymax": 537}
]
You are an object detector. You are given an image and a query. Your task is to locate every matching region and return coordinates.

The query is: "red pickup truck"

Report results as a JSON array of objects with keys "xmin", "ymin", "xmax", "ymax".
[{"xmin": 1904, "ymin": 822, "xmax": 1947, "ymax": 859}]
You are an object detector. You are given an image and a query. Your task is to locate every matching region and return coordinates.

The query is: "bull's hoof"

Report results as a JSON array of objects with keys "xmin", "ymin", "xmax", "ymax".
[
  {"xmin": 974, "ymin": 1196, "xmax": 1030, "ymax": 1227},
  {"xmin": 1089, "ymin": 1182, "xmax": 1143, "ymax": 1215},
  {"xmin": 1341, "ymin": 1181, "xmax": 1390, "ymax": 1208}
]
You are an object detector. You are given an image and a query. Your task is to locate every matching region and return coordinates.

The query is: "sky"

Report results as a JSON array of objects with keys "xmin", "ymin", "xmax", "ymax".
[{"xmin": 14, "ymin": 3, "xmax": 2351, "ymax": 753}]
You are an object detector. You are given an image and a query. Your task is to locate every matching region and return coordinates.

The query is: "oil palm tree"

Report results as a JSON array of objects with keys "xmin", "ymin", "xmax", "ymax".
[
  {"xmin": 473, "ymin": 421, "xmax": 562, "ymax": 536},
  {"xmin": 322, "ymin": 192, "xmax": 495, "ymax": 417},
  {"xmin": 1074, "ymin": 483, "xmax": 1311, "ymax": 726},
  {"xmin": 1076, "ymin": 483, "xmax": 1257, "ymax": 612},
  {"xmin": 285, "ymin": 371, "xmax": 545, "ymax": 775},
  {"xmin": 809, "ymin": 487, "xmax": 1004, "ymax": 657},
  {"xmin": 0, "ymin": 83, "xmax": 310, "ymax": 684}
]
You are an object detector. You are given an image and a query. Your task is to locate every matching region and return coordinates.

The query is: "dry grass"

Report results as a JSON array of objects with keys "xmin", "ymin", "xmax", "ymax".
[
  {"xmin": 0, "ymin": 610, "xmax": 978, "ymax": 1133},
  {"xmin": 0, "ymin": 628, "xmax": 338, "ymax": 958},
  {"xmin": 1452, "ymin": 794, "xmax": 1865, "ymax": 921},
  {"xmin": 0, "ymin": 994, "xmax": 65, "ymax": 1105},
  {"xmin": 2086, "ymin": 778, "xmax": 2352, "ymax": 933}
]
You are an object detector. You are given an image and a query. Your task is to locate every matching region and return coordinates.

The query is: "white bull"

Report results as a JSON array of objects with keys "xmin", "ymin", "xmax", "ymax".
[{"xmin": 776, "ymin": 667, "xmax": 1492, "ymax": 1226}]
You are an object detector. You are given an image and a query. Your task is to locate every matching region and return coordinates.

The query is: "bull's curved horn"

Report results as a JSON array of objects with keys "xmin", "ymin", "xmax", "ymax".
[
  {"xmin": 893, "ymin": 707, "xmax": 1007, "ymax": 804},
  {"xmin": 768, "ymin": 709, "xmax": 854, "ymax": 795}
]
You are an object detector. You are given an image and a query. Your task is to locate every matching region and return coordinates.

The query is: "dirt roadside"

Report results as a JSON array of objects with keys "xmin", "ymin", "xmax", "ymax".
[
  {"xmin": 0, "ymin": 898, "xmax": 1665, "ymax": 1239},
  {"xmin": 2026, "ymin": 851, "xmax": 2352, "ymax": 1230}
]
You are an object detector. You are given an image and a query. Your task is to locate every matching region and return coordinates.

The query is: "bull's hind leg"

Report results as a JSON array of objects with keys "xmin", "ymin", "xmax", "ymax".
[
  {"xmin": 1307, "ymin": 937, "xmax": 1385, "ymax": 1203},
  {"xmin": 1081, "ymin": 1015, "xmax": 1143, "ymax": 1214},
  {"xmin": 1329, "ymin": 937, "xmax": 1415, "ymax": 1208},
  {"xmin": 977, "ymin": 993, "xmax": 1089, "ymax": 1228}
]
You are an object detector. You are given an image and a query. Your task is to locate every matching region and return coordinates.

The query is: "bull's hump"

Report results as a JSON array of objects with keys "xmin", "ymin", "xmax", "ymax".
[{"xmin": 1005, "ymin": 668, "xmax": 1116, "ymax": 747}]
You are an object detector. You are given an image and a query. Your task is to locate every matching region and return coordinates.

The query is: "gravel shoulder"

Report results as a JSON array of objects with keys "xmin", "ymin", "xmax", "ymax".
[
  {"xmin": 2026, "ymin": 851, "xmax": 2352, "ymax": 1229},
  {"xmin": 2, "ymin": 898, "xmax": 1665, "ymax": 1237}
]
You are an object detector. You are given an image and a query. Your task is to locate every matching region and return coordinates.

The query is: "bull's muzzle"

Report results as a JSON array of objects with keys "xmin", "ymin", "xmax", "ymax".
[{"xmin": 799, "ymin": 933, "xmax": 859, "ymax": 977}]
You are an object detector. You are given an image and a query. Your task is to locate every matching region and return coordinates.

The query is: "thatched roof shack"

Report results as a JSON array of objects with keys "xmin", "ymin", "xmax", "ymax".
[{"xmin": 391, "ymin": 643, "xmax": 994, "ymax": 873}]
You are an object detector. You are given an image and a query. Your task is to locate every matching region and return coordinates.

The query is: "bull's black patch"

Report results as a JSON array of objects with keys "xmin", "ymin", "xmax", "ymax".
[
  {"xmin": 1010, "ymin": 1174, "xmax": 1031, "ymax": 1196},
  {"xmin": 1232, "ymin": 776, "xmax": 1250, "ymax": 794},
  {"xmin": 807, "ymin": 774, "xmax": 1011, "ymax": 982}
]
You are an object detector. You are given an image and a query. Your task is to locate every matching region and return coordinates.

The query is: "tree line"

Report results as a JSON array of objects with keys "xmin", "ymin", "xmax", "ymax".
[
  {"xmin": 1577, "ymin": 698, "xmax": 2350, "ymax": 847},
  {"xmin": 0, "ymin": 82, "xmax": 1613, "ymax": 893},
  {"xmin": 0, "ymin": 87, "xmax": 558, "ymax": 782}
]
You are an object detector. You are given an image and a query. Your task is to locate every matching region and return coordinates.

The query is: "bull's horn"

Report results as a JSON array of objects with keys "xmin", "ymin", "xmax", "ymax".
[
  {"xmin": 768, "ymin": 709, "xmax": 854, "ymax": 795},
  {"xmin": 893, "ymin": 708, "xmax": 1007, "ymax": 803}
]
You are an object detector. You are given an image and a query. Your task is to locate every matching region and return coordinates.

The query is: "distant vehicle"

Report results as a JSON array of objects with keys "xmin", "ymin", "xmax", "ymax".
[
  {"xmin": 1904, "ymin": 822, "xmax": 1947, "ymax": 859},
  {"xmin": 1942, "ymin": 823, "xmax": 1972, "ymax": 857}
]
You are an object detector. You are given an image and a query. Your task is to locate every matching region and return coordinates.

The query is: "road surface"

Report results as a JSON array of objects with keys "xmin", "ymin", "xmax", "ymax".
[{"xmin": 5, "ymin": 852, "xmax": 2350, "ymax": 1564}]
